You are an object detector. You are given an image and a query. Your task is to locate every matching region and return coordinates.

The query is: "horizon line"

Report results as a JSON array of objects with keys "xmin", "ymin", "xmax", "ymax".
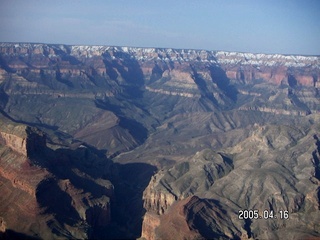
[{"xmin": 1, "ymin": 41, "xmax": 319, "ymax": 57}]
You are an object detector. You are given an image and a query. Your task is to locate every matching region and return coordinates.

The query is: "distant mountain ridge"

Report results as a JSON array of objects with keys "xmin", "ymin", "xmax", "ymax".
[{"xmin": 1, "ymin": 42, "xmax": 320, "ymax": 66}]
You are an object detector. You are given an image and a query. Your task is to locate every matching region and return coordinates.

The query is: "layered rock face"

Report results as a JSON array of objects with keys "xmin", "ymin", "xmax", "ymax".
[
  {"xmin": 0, "ymin": 118, "xmax": 115, "ymax": 239},
  {"xmin": 0, "ymin": 43, "xmax": 320, "ymax": 239},
  {"xmin": 0, "ymin": 129, "xmax": 27, "ymax": 156},
  {"xmin": 143, "ymin": 149, "xmax": 233, "ymax": 215}
]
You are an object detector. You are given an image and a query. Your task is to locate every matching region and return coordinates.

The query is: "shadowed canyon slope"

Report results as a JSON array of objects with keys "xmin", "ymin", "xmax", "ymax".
[{"xmin": 0, "ymin": 43, "xmax": 320, "ymax": 239}]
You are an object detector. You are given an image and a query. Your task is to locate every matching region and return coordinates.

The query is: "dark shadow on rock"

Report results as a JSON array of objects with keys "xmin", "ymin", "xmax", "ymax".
[
  {"xmin": 243, "ymin": 219, "xmax": 252, "ymax": 239},
  {"xmin": 288, "ymin": 74, "xmax": 298, "ymax": 88},
  {"xmin": 0, "ymin": 88, "xmax": 9, "ymax": 109},
  {"xmin": 220, "ymin": 154, "xmax": 234, "ymax": 169},
  {"xmin": 313, "ymin": 135, "xmax": 320, "ymax": 181},
  {"xmin": 36, "ymin": 178, "xmax": 81, "ymax": 227},
  {"xmin": 191, "ymin": 66, "xmax": 219, "ymax": 107},
  {"xmin": 288, "ymin": 90, "xmax": 311, "ymax": 114},
  {"xmin": 149, "ymin": 64, "xmax": 165, "ymax": 84},
  {"xmin": 55, "ymin": 69, "xmax": 74, "ymax": 88},
  {"xmin": 102, "ymin": 59, "xmax": 119, "ymax": 81},
  {"xmin": 118, "ymin": 116, "xmax": 148, "ymax": 144},
  {"xmin": 33, "ymin": 138, "xmax": 114, "ymax": 237},
  {"xmin": 317, "ymin": 188, "xmax": 320, "ymax": 210},
  {"xmin": 31, "ymin": 143, "xmax": 115, "ymax": 237},
  {"xmin": 0, "ymin": 229, "xmax": 40, "ymax": 240},
  {"xmin": 49, "ymin": 45, "xmax": 81, "ymax": 65},
  {"xmin": 102, "ymin": 51, "xmax": 145, "ymax": 99},
  {"xmin": 0, "ymin": 56, "xmax": 16, "ymax": 73},
  {"xmin": 94, "ymin": 100, "xmax": 148, "ymax": 144},
  {"xmin": 32, "ymin": 145, "xmax": 114, "ymax": 199},
  {"xmin": 98, "ymin": 162, "xmax": 157, "ymax": 239},
  {"xmin": 61, "ymin": 54, "xmax": 81, "ymax": 66},
  {"xmin": 186, "ymin": 198, "xmax": 240, "ymax": 240},
  {"xmin": 0, "ymin": 108, "xmax": 59, "ymax": 132},
  {"xmin": 209, "ymin": 65, "xmax": 238, "ymax": 102},
  {"xmin": 29, "ymin": 133, "xmax": 156, "ymax": 239}
]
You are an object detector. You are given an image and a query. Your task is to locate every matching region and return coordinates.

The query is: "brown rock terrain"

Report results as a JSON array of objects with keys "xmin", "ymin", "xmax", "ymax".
[
  {"xmin": 0, "ymin": 124, "xmax": 52, "ymax": 238},
  {"xmin": 0, "ymin": 117, "xmax": 116, "ymax": 239},
  {"xmin": 141, "ymin": 195, "xmax": 245, "ymax": 240},
  {"xmin": 141, "ymin": 197, "xmax": 201, "ymax": 240}
]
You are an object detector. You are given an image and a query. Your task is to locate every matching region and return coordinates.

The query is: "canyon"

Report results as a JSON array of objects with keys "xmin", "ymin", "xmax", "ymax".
[{"xmin": 0, "ymin": 43, "xmax": 319, "ymax": 239}]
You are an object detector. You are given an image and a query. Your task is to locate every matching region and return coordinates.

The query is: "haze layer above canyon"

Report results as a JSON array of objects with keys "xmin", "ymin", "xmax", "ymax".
[{"xmin": 0, "ymin": 43, "xmax": 319, "ymax": 239}]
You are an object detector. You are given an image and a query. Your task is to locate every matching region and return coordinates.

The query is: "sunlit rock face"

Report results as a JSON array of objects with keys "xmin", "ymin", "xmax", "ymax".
[{"xmin": 0, "ymin": 43, "xmax": 320, "ymax": 239}]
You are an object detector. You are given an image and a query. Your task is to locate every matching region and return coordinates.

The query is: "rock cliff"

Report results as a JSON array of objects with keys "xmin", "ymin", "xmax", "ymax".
[
  {"xmin": 0, "ymin": 121, "xmax": 29, "ymax": 156},
  {"xmin": 143, "ymin": 149, "xmax": 233, "ymax": 216},
  {"xmin": 0, "ymin": 117, "xmax": 116, "ymax": 239}
]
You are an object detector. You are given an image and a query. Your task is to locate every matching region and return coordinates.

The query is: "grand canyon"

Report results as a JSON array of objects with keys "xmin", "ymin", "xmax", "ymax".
[{"xmin": 0, "ymin": 43, "xmax": 319, "ymax": 239}]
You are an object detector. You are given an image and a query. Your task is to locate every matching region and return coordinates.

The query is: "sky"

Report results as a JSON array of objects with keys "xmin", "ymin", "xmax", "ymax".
[{"xmin": 0, "ymin": 0, "xmax": 319, "ymax": 55}]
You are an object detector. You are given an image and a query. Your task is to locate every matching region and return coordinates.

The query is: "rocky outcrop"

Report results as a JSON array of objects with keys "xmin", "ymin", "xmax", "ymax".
[
  {"xmin": 141, "ymin": 197, "xmax": 199, "ymax": 240},
  {"xmin": 0, "ymin": 123, "xmax": 28, "ymax": 156},
  {"xmin": 0, "ymin": 138, "xmax": 51, "ymax": 238},
  {"xmin": 0, "ymin": 122, "xmax": 46, "ymax": 157},
  {"xmin": 143, "ymin": 149, "xmax": 234, "ymax": 216},
  {"xmin": 141, "ymin": 150, "xmax": 235, "ymax": 238},
  {"xmin": 239, "ymin": 106, "xmax": 310, "ymax": 116},
  {"xmin": 143, "ymin": 175, "xmax": 177, "ymax": 215},
  {"xmin": 140, "ymin": 212, "xmax": 161, "ymax": 240},
  {"xmin": 216, "ymin": 52, "xmax": 319, "ymax": 86},
  {"xmin": 0, "ymin": 118, "xmax": 117, "ymax": 238},
  {"xmin": 0, "ymin": 131, "xmax": 27, "ymax": 156},
  {"xmin": 58, "ymin": 179, "xmax": 112, "ymax": 227},
  {"xmin": 141, "ymin": 196, "xmax": 242, "ymax": 240},
  {"xmin": 0, "ymin": 122, "xmax": 48, "ymax": 196},
  {"xmin": 0, "ymin": 166, "xmax": 39, "ymax": 196},
  {"xmin": 145, "ymin": 86, "xmax": 200, "ymax": 98},
  {"xmin": 182, "ymin": 196, "xmax": 242, "ymax": 240},
  {"xmin": 85, "ymin": 196, "xmax": 111, "ymax": 227},
  {"xmin": 0, "ymin": 217, "xmax": 5, "ymax": 234}
]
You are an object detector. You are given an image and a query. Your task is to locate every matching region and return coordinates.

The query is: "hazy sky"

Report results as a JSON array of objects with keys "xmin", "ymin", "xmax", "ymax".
[{"xmin": 1, "ymin": 0, "xmax": 319, "ymax": 55}]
